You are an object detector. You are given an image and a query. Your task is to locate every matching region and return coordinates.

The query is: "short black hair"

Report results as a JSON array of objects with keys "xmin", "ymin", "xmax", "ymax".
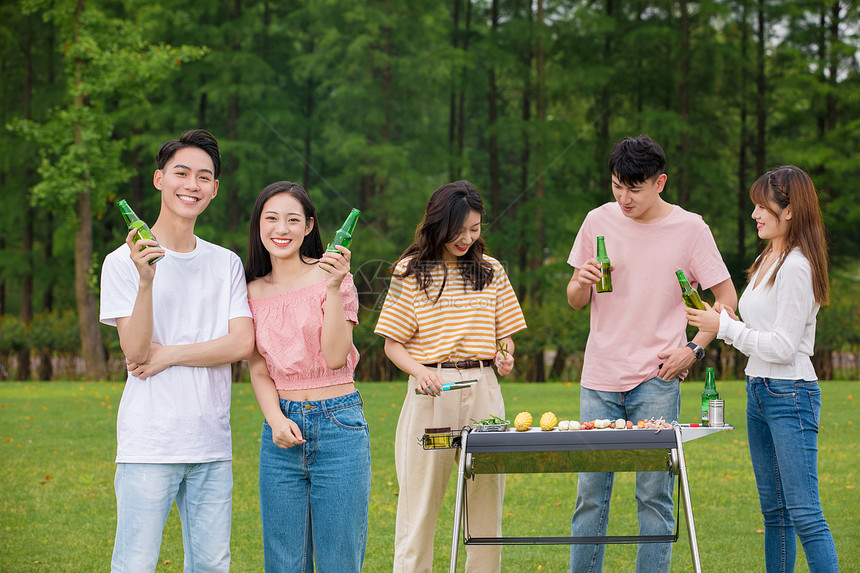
[
  {"xmin": 608, "ymin": 135, "xmax": 666, "ymax": 186},
  {"xmin": 155, "ymin": 129, "xmax": 221, "ymax": 177}
]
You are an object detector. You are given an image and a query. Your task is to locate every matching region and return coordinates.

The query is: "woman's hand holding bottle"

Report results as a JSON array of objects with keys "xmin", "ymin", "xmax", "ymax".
[{"xmin": 319, "ymin": 245, "xmax": 351, "ymax": 290}]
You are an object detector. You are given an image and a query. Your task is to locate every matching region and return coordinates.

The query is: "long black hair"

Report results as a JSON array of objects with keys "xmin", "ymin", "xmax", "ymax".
[
  {"xmin": 395, "ymin": 180, "xmax": 494, "ymax": 302},
  {"xmin": 245, "ymin": 181, "xmax": 323, "ymax": 283}
]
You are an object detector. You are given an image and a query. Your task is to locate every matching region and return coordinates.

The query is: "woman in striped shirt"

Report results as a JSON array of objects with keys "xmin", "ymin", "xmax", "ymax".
[{"xmin": 375, "ymin": 180, "xmax": 527, "ymax": 573}]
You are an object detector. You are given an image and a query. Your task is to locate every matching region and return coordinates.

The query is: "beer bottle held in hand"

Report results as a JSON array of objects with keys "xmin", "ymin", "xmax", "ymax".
[
  {"xmin": 116, "ymin": 199, "xmax": 164, "ymax": 265},
  {"xmin": 326, "ymin": 208, "xmax": 360, "ymax": 252},
  {"xmin": 676, "ymin": 269, "xmax": 705, "ymax": 310},
  {"xmin": 701, "ymin": 367, "xmax": 719, "ymax": 426},
  {"xmin": 595, "ymin": 236, "xmax": 612, "ymax": 293}
]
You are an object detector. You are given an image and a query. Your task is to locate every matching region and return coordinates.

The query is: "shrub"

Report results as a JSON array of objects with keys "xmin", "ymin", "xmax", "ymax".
[{"xmin": 0, "ymin": 315, "xmax": 28, "ymax": 379}]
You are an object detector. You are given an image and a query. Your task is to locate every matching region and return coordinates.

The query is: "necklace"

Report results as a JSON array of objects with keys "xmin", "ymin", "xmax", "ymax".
[{"xmin": 269, "ymin": 263, "xmax": 311, "ymax": 294}]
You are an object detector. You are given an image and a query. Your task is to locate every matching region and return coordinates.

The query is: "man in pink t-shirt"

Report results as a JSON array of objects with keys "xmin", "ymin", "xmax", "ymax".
[{"xmin": 565, "ymin": 135, "xmax": 736, "ymax": 573}]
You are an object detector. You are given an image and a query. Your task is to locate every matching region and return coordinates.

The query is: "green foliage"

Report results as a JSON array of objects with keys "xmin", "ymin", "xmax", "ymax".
[
  {"xmin": 1, "ymin": 0, "xmax": 858, "ymax": 378},
  {"xmin": 816, "ymin": 271, "xmax": 860, "ymax": 351},
  {"xmin": 29, "ymin": 310, "xmax": 81, "ymax": 356},
  {"xmin": 0, "ymin": 315, "xmax": 29, "ymax": 355},
  {"xmin": 8, "ymin": 2, "xmax": 207, "ymax": 219}
]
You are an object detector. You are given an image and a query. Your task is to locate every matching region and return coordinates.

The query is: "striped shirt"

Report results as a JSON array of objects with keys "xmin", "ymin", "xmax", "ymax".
[{"xmin": 374, "ymin": 255, "xmax": 527, "ymax": 363}]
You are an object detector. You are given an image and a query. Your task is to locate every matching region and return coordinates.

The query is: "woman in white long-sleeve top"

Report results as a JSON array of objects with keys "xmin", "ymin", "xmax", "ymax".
[{"xmin": 686, "ymin": 165, "xmax": 838, "ymax": 573}]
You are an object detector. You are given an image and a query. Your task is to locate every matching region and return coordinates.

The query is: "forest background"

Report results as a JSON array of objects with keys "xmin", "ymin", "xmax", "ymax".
[{"xmin": 1, "ymin": 0, "xmax": 859, "ymax": 385}]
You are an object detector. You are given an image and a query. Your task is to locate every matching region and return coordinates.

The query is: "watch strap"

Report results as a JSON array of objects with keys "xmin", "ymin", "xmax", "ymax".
[{"xmin": 686, "ymin": 341, "xmax": 705, "ymax": 360}]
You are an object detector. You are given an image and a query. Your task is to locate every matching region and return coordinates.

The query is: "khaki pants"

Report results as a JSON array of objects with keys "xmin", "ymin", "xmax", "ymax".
[{"xmin": 393, "ymin": 364, "xmax": 505, "ymax": 573}]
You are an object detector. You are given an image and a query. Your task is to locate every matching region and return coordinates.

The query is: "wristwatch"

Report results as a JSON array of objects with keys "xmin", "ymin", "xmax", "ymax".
[{"xmin": 686, "ymin": 342, "xmax": 705, "ymax": 360}]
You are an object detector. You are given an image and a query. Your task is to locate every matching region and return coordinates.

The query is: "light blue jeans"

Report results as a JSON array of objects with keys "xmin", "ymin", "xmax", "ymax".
[
  {"xmin": 111, "ymin": 460, "xmax": 232, "ymax": 573},
  {"xmin": 569, "ymin": 376, "xmax": 680, "ymax": 573},
  {"xmin": 747, "ymin": 377, "xmax": 839, "ymax": 573},
  {"xmin": 259, "ymin": 391, "xmax": 371, "ymax": 573}
]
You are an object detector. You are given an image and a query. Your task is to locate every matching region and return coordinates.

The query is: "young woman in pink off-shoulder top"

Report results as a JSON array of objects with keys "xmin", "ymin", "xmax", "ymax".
[{"xmin": 245, "ymin": 181, "xmax": 370, "ymax": 573}]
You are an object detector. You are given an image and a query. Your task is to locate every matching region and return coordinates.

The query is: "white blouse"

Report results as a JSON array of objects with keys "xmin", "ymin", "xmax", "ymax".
[{"xmin": 718, "ymin": 248, "xmax": 819, "ymax": 381}]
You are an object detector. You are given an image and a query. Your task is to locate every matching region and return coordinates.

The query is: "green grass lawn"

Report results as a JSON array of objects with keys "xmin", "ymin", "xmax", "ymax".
[{"xmin": 1, "ymin": 380, "xmax": 857, "ymax": 572}]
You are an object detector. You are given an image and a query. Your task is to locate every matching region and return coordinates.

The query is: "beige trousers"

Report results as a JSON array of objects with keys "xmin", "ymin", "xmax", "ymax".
[{"xmin": 392, "ymin": 364, "xmax": 505, "ymax": 573}]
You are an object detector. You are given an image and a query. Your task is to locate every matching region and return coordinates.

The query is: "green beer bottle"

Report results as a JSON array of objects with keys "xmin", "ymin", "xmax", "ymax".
[
  {"xmin": 676, "ymin": 269, "xmax": 705, "ymax": 310},
  {"xmin": 595, "ymin": 236, "xmax": 612, "ymax": 293},
  {"xmin": 701, "ymin": 367, "xmax": 719, "ymax": 426},
  {"xmin": 326, "ymin": 208, "xmax": 360, "ymax": 252},
  {"xmin": 116, "ymin": 199, "xmax": 164, "ymax": 265}
]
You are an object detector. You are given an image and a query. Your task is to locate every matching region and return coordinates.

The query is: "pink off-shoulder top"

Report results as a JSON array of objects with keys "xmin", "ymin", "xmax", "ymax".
[{"xmin": 249, "ymin": 274, "xmax": 360, "ymax": 390}]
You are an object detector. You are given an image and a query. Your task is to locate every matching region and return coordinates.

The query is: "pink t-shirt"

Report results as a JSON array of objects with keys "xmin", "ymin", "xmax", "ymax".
[
  {"xmin": 249, "ymin": 274, "xmax": 360, "ymax": 390},
  {"xmin": 568, "ymin": 202, "xmax": 730, "ymax": 392}
]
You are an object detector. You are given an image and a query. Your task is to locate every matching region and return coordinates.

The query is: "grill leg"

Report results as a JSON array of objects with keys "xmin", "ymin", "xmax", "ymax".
[
  {"xmin": 449, "ymin": 430, "xmax": 470, "ymax": 573},
  {"xmin": 673, "ymin": 427, "xmax": 702, "ymax": 573}
]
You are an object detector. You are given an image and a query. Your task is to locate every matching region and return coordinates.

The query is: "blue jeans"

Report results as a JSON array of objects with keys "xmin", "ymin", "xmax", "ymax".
[
  {"xmin": 259, "ymin": 391, "xmax": 371, "ymax": 573},
  {"xmin": 747, "ymin": 378, "xmax": 839, "ymax": 573},
  {"xmin": 569, "ymin": 376, "xmax": 680, "ymax": 573},
  {"xmin": 111, "ymin": 461, "xmax": 232, "ymax": 573}
]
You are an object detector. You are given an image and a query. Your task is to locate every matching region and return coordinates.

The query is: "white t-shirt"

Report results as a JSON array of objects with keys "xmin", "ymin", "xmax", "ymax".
[
  {"xmin": 568, "ymin": 202, "xmax": 731, "ymax": 392},
  {"xmin": 99, "ymin": 237, "xmax": 252, "ymax": 463},
  {"xmin": 719, "ymin": 248, "xmax": 819, "ymax": 381}
]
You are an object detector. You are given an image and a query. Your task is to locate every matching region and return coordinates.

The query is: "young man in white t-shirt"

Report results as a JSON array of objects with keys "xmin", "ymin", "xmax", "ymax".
[
  {"xmin": 99, "ymin": 129, "xmax": 254, "ymax": 572},
  {"xmin": 565, "ymin": 135, "xmax": 736, "ymax": 573}
]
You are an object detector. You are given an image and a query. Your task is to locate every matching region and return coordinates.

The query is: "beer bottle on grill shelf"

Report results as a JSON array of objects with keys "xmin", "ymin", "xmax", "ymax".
[
  {"xmin": 595, "ymin": 236, "xmax": 612, "ymax": 293},
  {"xmin": 676, "ymin": 269, "xmax": 705, "ymax": 310},
  {"xmin": 326, "ymin": 208, "xmax": 361, "ymax": 252},
  {"xmin": 701, "ymin": 367, "xmax": 719, "ymax": 426},
  {"xmin": 116, "ymin": 199, "xmax": 164, "ymax": 265}
]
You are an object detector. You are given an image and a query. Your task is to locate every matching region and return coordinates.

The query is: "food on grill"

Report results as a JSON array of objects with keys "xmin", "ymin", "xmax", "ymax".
[
  {"xmin": 471, "ymin": 414, "xmax": 507, "ymax": 425},
  {"xmin": 540, "ymin": 412, "xmax": 558, "ymax": 431},
  {"xmin": 637, "ymin": 417, "xmax": 674, "ymax": 430},
  {"xmin": 522, "ymin": 417, "xmax": 664, "ymax": 431},
  {"xmin": 514, "ymin": 411, "xmax": 533, "ymax": 431}
]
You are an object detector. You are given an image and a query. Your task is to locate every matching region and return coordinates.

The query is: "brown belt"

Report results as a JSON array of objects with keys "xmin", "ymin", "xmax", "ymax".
[{"xmin": 423, "ymin": 359, "xmax": 494, "ymax": 369}]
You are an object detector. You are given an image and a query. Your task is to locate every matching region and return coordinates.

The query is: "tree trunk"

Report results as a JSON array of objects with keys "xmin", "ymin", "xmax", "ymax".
[
  {"xmin": 448, "ymin": 0, "xmax": 461, "ymax": 180},
  {"xmin": 516, "ymin": 0, "xmax": 533, "ymax": 300},
  {"xmin": 17, "ymin": 209, "xmax": 33, "ymax": 381},
  {"xmin": 74, "ymin": 189, "xmax": 107, "ymax": 380},
  {"xmin": 130, "ymin": 131, "xmax": 145, "ymax": 216},
  {"xmin": 534, "ymin": 0, "xmax": 545, "ymax": 272},
  {"xmin": 198, "ymin": 91, "xmax": 208, "ymax": 128},
  {"xmin": 528, "ymin": 0, "xmax": 546, "ymax": 383},
  {"xmin": 737, "ymin": 0, "xmax": 749, "ymax": 261},
  {"xmin": 377, "ymin": 0, "xmax": 392, "ymax": 212},
  {"xmin": 812, "ymin": 350, "xmax": 833, "ymax": 381},
  {"xmin": 73, "ymin": 0, "xmax": 107, "ymax": 380},
  {"xmin": 456, "ymin": 0, "xmax": 471, "ymax": 166},
  {"xmin": 17, "ymin": 15, "xmax": 34, "ymax": 381},
  {"xmin": 40, "ymin": 214, "xmax": 55, "ymax": 381},
  {"xmin": 487, "ymin": 0, "xmax": 501, "ymax": 226},
  {"xmin": 596, "ymin": 0, "xmax": 613, "ymax": 195},
  {"xmin": 303, "ymin": 75, "xmax": 314, "ymax": 191},
  {"xmin": 549, "ymin": 349, "xmax": 567, "ymax": 380},
  {"xmin": 300, "ymin": 26, "xmax": 315, "ymax": 191},
  {"xmin": 225, "ymin": 0, "xmax": 242, "ymax": 251},
  {"xmin": 755, "ymin": 0, "xmax": 766, "ymax": 176},
  {"xmin": 816, "ymin": 6, "xmax": 828, "ymax": 139},
  {"xmin": 825, "ymin": 1, "xmax": 839, "ymax": 133},
  {"xmin": 677, "ymin": 0, "xmax": 691, "ymax": 207}
]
